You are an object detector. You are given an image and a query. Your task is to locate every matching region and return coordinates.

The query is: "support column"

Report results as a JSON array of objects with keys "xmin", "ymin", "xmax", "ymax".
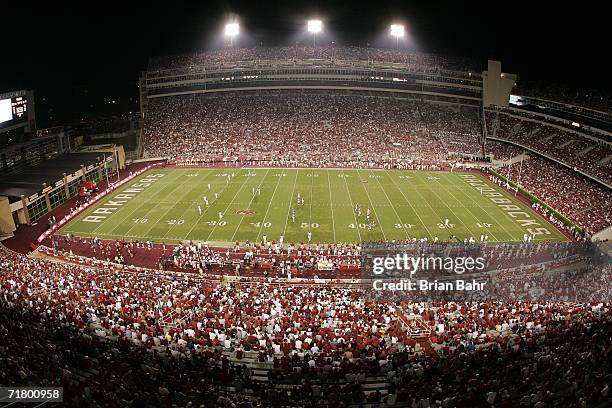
[
  {"xmin": 20, "ymin": 195, "xmax": 31, "ymax": 225},
  {"xmin": 43, "ymin": 184, "xmax": 52, "ymax": 213},
  {"xmin": 63, "ymin": 173, "xmax": 70, "ymax": 197}
]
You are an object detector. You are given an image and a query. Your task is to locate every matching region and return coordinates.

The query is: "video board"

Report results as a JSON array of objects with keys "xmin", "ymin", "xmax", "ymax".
[{"xmin": 0, "ymin": 90, "xmax": 29, "ymax": 130}]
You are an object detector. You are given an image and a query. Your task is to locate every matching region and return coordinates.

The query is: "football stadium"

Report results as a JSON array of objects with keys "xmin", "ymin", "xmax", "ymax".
[{"xmin": 0, "ymin": 4, "xmax": 611, "ymax": 407}]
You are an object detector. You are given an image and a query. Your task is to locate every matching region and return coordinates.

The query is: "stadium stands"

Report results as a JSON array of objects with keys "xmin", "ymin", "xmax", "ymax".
[
  {"xmin": 141, "ymin": 89, "xmax": 611, "ymax": 234},
  {"xmin": 486, "ymin": 111, "xmax": 612, "ymax": 184},
  {"xmin": 515, "ymin": 80, "xmax": 612, "ymax": 114},
  {"xmin": 3, "ymin": 43, "xmax": 612, "ymax": 408},
  {"xmin": 149, "ymin": 45, "xmax": 480, "ymax": 76},
  {"xmin": 1, "ymin": 243, "xmax": 611, "ymax": 406},
  {"xmin": 143, "ymin": 91, "xmax": 481, "ymax": 163},
  {"xmin": 498, "ymin": 155, "xmax": 612, "ymax": 234}
]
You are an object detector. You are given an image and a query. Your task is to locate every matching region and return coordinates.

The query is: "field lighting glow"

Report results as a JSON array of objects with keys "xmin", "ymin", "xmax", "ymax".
[
  {"xmin": 390, "ymin": 24, "xmax": 405, "ymax": 38},
  {"xmin": 225, "ymin": 23, "xmax": 239, "ymax": 37},
  {"xmin": 307, "ymin": 20, "xmax": 322, "ymax": 33}
]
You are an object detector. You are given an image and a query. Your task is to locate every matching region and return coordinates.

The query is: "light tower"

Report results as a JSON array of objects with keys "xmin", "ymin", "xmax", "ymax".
[
  {"xmin": 225, "ymin": 22, "xmax": 239, "ymax": 47},
  {"xmin": 307, "ymin": 19, "xmax": 322, "ymax": 47},
  {"xmin": 389, "ymin": 24, "xmax": 405, "ymax": 49}
]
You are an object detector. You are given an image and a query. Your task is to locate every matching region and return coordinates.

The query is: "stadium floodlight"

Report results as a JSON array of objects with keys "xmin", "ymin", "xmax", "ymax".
[
  {"xmin": 225, "ymin": 23, "xmax": 239, "ymax": 46},
  {"xmin": 307, "ymin": 19, "xmax": 322, "ymax": 33},
  {"xmin": 307, "ymin": 19, "xmax": 322, "ymax": 47},
  {"xmin": 225, "ymin": 23, "xmax": 239, "ymax": 37},
  {"xmin": 390, "ymin": 24, "xmax": 405, "ymax": 49},
  {"xmin": 390, "ymin": 24, "xmax": 405, "ymax": 38}
]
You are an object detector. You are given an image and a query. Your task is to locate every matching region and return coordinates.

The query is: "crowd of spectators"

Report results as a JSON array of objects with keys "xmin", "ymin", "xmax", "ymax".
[
  {"xmin": 163, "ymin": 240, "xmax": 362, "ymax": 276},
  {"xmin": 487, "ymin": 111, "xmax": 612, "ymax": 183},
  {"xmin": 143, "ymin": 91, "xmax": 481, "ymax": 165},
  {"xmin": 149, "ymin": 46, "xmax": 612, "ymax": 117},
  {"xmin": 1, "ymin": 242, "xmax": 611, "ymax": 406},
  {"xmin": 495, "ymin": 154, "xmax": 612, "ymax": 234},
  {"xmin": 485, "ymin": 140, "xmax": 524, "ymax": 162},
  {"xmin": 143, "ymin": 90, "xmax": 610, "ymax": 235},
  {"xmin": 149, "ymin": 45, "xmax": 480, "ymax": 76}
]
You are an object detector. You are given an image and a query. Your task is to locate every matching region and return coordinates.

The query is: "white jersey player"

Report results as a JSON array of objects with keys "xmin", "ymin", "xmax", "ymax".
[
  {"xmin": 307, "ymin": 231, "xmax": 312, "ymax": 243},
  {"xmin": 218, "ymin": 211, "xmax": 223, "ymax": 220},
  {"xmin": 198, "ymin": 205, "xmax": 202, "ymax": 216}
]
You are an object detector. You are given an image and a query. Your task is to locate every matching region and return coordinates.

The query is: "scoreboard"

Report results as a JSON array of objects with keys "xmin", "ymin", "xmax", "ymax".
[{"xmin": 0, "ymin": 90, "xmax": 33, "ymax": 131}]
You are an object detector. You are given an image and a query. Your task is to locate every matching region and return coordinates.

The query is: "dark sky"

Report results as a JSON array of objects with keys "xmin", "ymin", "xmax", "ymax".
[{"xmin": 1, "ymin": 1, "xmax": 609, "ymax": 128}]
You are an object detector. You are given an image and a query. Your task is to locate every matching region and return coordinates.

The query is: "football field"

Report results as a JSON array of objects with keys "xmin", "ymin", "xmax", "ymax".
[{"xmin": 58, "ymin": 167, "xmax": 567, "ymax": 245}]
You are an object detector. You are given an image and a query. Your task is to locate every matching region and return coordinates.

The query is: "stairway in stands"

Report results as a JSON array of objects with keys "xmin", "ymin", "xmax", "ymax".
[
  {"xmin": 396, "ymin": 312, "xmax": 440, "ymax": 359},
  {"xmin": 416, "ymin": 338, "xmax": 439, "ymax": 359}
]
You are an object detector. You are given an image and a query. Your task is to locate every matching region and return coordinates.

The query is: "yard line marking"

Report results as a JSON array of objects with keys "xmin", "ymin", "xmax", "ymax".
[
  {"xmin": 463, "ymin": 173, "xmax": 565, "ymax": 242},
  {"xmin": 440, "ymin": 172, "xmax": 515, "ymax": 240},
  {"xmin": 393, "ymin": 171, "xmax": 458, "ymax": 239},
  {"xmin": 183, "ymin": 172, "xmax": 240, "ymax": 240},
  {"xmin": 428, "ymin": 174, "xmax": 501, "ymax": 241},
  {"xmin": 160, "ymin": 169, "xmax": 219, "ymax": 239},
  {"xmin": 307, "ymin": 169, "xmax": 314, "ymax": 233},
  {"xmin": 417, "ymin": 172, "xmax": 484, "ymax": 240},
  {"xmin": 230, "ymin": 169, "xmax": 271, "ymax": 242},
  {"xmin": 281, "ymin": 169, "xmax": 300, "ymax": 240},
  {"xmin": 355, "ymin": 170, "xmax": 387, "ymax": 240},
  {"xmin": 255, "ymin": 169, "xmax": 285, "ymax": 243},
  {"xmin": 123, "ymin": 170, "xmax": 205, "ymax": 238},
  {"xmin": 205, "ymin": 168, "xmax": 252, "ymax": 241},
  {"xmin": 386, "ymin": 171, "xmax": 434, "ymax": 239},
  {"xmin": 326, "ymin": 170, "xmax": 337, "ymax": 243},
  {"xmin": 369, "ymin": 169, "xmax": 410, "ymax": 239},
  {"xmin": 339, "ymin": 169, "xmax": 363, "ymax": 242},
  {"xmin": 90, "ymin": 169, "xmax": 184, "ymax": 237}
]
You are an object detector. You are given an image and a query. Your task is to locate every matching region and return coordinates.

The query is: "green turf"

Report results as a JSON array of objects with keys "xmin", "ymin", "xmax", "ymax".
[{"xmin": 58, "ymin": 168, "xmax": 567, "ymax": 245}]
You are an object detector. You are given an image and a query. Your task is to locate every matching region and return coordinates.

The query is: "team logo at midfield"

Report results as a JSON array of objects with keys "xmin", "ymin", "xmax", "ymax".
[{"xmin": 237, "ymin": 209, "xmax": 256, "ymax": 215}]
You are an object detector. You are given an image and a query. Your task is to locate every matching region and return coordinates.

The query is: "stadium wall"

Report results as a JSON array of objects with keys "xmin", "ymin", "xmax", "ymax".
[
  {"xmin": 146, "ymin": 85, "xmax": 481, "ymax": 105},
  {"xmin": 0, "ymin": 196, "xmax": 16, "ymax": 238},
  {"xmin": 494, "ymin": 107, "xmax": 612, "ymax": 145},
  {"xmin": 592, "ymin": 226, "xmax": 612, "ymax": 242}
]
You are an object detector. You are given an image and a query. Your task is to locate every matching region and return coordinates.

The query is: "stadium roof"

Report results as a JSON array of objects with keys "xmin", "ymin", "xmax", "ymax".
[{"xmin": 0, "ymin": 152, "xmax": 102, "ymax": 202}]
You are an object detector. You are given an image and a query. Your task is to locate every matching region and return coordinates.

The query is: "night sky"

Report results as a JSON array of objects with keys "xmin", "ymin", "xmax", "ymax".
[{"xmin": 1, "ymin": 1, "xmax": 609, "ymax": 128}]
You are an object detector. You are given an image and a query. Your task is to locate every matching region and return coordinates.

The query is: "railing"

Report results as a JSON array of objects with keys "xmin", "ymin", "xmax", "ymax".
[{"xmin": 397, "ymin": 314, "xmax": 432, "ymax": 338}]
